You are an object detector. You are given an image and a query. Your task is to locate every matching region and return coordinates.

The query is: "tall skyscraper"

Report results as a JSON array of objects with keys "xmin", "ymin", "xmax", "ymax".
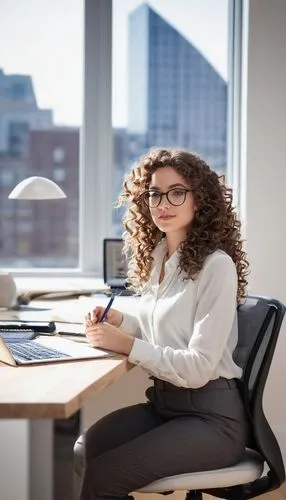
[
  {"xmin": 127, "ymin": 4, "xmax": 227, "ymax": 171},
  {"xmin": 0, "ymin": 68, "xmax": 53, "ymax": 156}
]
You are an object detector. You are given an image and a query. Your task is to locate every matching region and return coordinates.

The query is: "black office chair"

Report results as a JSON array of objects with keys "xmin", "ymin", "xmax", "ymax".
[
  {"xmin": 137, "ymin": 295, "xmax": 286, "ymax": 499},
  {"xmin": 74, "ymin": 295, "xmax": 286, "ymax": 500}
]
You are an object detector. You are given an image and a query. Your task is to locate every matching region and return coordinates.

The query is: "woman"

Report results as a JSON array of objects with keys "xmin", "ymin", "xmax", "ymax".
[{"xmin": 78, "ymin": 148, "xmax": 249, "ymax": 500}]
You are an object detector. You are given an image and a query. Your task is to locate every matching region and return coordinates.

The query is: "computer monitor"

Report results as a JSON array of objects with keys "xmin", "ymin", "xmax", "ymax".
[{"xmin": 103, "ymin": 238, "xmax": 128, "ymax": 289}]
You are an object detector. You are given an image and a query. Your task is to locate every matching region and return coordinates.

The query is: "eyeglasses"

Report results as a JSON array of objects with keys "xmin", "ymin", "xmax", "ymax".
[{"xmin": 142, "ymin": 188, "xmax": 191, "ymax": 208}]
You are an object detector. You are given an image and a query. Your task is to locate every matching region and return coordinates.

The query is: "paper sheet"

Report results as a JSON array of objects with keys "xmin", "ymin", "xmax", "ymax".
[{"xmin": 51, "ymin": 295, "xmax": 140, "ymax": 324}]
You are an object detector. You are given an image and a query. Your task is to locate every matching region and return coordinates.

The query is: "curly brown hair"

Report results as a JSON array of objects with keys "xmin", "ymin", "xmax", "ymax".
[{"xmin": 117, "ymin": 148, "xmax": 249, "ymax": 302}]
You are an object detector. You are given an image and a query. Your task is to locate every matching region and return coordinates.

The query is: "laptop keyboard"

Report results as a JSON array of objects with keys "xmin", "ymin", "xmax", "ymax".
[{"xmin": 8, "ymin": 341, "xmax": 71, "ymax": 362}]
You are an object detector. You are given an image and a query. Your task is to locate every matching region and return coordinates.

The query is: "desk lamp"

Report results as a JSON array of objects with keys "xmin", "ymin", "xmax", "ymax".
[
  {"xmin": 0, "ymin": 177, "xmax": 67, "ymax": 308},
  {"xmin": 8, "ymin": 176, "xmax": 66, "ymax": 200}
]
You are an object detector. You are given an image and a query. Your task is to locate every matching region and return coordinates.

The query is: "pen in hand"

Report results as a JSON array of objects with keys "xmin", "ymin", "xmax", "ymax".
[
  {"xmin": 58, "ymin": 296, "xmax": 116, "ymax": 338},
  {"xmin": 99, "ymin": 295, "xmax": 115, "ymax": 323}
]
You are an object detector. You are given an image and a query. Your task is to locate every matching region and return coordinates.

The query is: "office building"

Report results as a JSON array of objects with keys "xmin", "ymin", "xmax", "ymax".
[
  {"xmin": 0, "ymin": 68, "xmax": 53, "ymax": 156},
  {"xmin": 0, "ymin": 69, "xmax": 79, "ymax": 266},
  {"xmin": 0, "ymin": 127, "xmax": 79, "ymax": 267},
  {"xmin": 127, "ymin": 4, "xmax": 227, "ymax": 171}
]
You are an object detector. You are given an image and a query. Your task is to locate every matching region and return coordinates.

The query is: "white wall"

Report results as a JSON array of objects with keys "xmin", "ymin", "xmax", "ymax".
[{"xmin": 242, "ymin": 0, "xmax": 286, "ymax": 464}]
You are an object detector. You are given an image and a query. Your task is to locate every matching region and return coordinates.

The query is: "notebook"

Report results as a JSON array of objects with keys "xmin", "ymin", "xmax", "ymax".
[{"xmin": 0, "ymin": 333, "xmax": 114, "ymax": 366}]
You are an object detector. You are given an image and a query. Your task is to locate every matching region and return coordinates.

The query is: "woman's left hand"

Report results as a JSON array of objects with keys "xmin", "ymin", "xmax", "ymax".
[{"xmin": 85, "ymin": 322, "xmax": 135, "ymax": 355}]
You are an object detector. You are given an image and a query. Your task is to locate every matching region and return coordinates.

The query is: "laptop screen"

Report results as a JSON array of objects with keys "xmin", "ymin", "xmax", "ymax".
[{"xmin": 103, "ymin": 238, "xmax": 128, "ymax": 288}]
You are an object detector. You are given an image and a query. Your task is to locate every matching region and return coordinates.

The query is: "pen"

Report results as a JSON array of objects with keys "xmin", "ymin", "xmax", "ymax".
[
  {"xmin": 57, "ymin": 331, "xmax": 86, "ymax": 337},
  {"xmin": 99, "ymin": 295, "xmax": 115, "ymax": 323},
  {"xmin": 58, "ymin": 296, "xmax": 115, "ymax": 336}
]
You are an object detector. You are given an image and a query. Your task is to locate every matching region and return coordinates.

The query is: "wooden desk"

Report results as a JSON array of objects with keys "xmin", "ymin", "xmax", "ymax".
[
  {"xmin": 0, "ymin": 355, "xmax": 132, "ymax": 419},
  {"xmin": 0, "ymin": 295, "xmax": 140, "ymax": 500},
  {"xmin": 0, "ymin": 353, "xmax": 133, "ymax": 500}
]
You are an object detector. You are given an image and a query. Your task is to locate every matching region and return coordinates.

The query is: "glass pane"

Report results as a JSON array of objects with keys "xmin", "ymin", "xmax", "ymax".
[
  {"xmin": 112, "ymin": 0, "xmax": 229, "ymax": 235},
  {"xmin": 0, "ymin": 0, "xmax": 83, "ymax": 267}
]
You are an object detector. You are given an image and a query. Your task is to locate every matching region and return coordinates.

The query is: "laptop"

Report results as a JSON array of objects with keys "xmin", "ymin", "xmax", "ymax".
[
  {"xmin": 103, "ymin": 238, "xmax": 134, "ymax": 295},
  {"xmin": 0, "ymin": 331, "xmax": 114, "ymax": 366}
]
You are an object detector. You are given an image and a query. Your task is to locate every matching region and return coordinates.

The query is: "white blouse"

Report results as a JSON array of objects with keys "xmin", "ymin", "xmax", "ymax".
[{"xmin": 120, "ymin": 239, "xmax": 242, "ymax": 389}]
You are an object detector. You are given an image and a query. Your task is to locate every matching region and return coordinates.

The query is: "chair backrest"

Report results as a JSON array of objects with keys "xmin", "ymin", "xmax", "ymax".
[{"xmin": 233, "ymin": 295, "xmax": 286, "ymax": 494}]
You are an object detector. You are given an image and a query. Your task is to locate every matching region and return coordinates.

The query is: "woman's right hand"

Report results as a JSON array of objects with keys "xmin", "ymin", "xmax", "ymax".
[{"xmin": 85, "ymin": 307, "xmax": 123, "ymax": 329}]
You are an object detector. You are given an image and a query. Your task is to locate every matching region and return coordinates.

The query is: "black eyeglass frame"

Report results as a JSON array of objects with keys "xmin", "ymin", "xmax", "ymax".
[{"xmin": 141, "ymin": 188, "xmax": 192, "ymax": 208}]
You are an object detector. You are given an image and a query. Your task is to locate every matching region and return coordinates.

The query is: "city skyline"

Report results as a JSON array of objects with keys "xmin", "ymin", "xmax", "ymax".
[
  {"xmin": 0, "ymin": 3, "xmax": 228, "ymax": 265},
  {"xmin": 0, "ymin": 0, "xmax": 228, "ymax": 127}
]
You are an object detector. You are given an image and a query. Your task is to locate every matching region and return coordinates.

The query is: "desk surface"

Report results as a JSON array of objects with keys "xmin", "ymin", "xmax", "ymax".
[
  {"xmin": 0, "ymin": 297, "xmax": 137, "ymax": 420},
  {"xmin": 0, "ymin": 355, "xmax": 132, "ymax": 419}
]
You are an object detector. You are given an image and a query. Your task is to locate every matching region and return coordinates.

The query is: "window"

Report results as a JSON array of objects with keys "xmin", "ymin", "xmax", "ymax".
[
  {"xmin": 0, "ymin": 0, "xmax": 83, "ymax": 269},
  {"xmin": 0, "ymin": 0, "xmax": 241, "ymax": 276},
  {"xmin": 53, "ymin": 167, "xmax": 66, "ymax": 183},
  {"xmin": 0, "ymin": 170, "xmax": 15, "ymax": 187},
  {"xmin": 11, "ymin": 82, "xmax": 26, "ymax": 100},
  {"xmin": 112, "ymin": 0, "xmax": 231, "ymax": 236},
  {"xmin": 53, "ymin": 147, "xmax": 66, "ymax": 164},
  {"xmin": 8, "ymin": 122, "xmax": 29, "ymax": 156}
]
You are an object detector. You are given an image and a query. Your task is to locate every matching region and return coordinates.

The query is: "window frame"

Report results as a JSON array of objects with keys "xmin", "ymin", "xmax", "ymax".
[
  {"xmin": 227, "ymin": 0, "xmax": 243, "ymax": 209},
  {"xmin": 8, "ymin": 0, "xmax": 242, "ymax": 279}
]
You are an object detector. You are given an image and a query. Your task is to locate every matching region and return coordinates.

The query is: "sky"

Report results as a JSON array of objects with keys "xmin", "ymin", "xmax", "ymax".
[{"xmin": 0, "ymin": 0, "xmax": 228, "ymax": 128}]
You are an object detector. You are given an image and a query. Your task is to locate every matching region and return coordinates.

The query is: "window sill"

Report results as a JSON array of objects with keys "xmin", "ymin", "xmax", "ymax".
[{"xmin": 14, "ymin": 276, "xmax": 106, "ymax": 295}]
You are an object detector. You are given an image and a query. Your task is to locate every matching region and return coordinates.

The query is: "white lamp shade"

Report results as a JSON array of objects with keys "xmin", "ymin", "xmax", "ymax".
[{"xmin": 8, "ymin": 176, "xmax": 67, "ymax": 200}]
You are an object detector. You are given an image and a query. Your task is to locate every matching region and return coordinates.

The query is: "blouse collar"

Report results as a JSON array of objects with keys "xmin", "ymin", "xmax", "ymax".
[{"xmin": 151, "ymin": 238, "xmax": 180, "ymax": 285}]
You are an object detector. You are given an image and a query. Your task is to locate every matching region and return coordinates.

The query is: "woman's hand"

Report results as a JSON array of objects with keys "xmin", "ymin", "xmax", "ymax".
[
  {"xmin": 85, "ymin": 322, "xmax": 134, "ymax": 355},
  {"xmin": 85, "ymin": 306, "xmax": 123, "ymax": 329}
]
